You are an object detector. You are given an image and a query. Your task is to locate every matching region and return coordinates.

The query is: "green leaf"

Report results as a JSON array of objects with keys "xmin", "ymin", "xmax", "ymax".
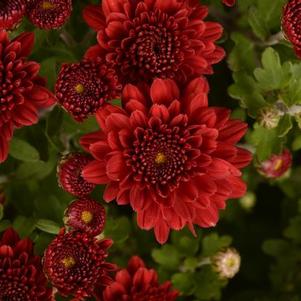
[
  {"xmin": 262, "ymin": 239, "xmax": 291, "ymax": 257},
  {"xmin": 248, "ymin": 6, "xmax": 269, "ymax": 41},
  {"xmin": 292, "ymin": 135, "xmax": 301, "ymax": 151},
  {"xmin": 9, "ymin": 138, "xmax": 40, "ymax": 162},
  {"xmin": 202, "ymin": 233, "xmax": 232, "ymax": 257},
  {"xmin": 171, "ymin": 230, "xmax": 200, "ymax": 256},
  {"xmin": 194, "ymin": 266, "xmax": 226, "ymax": 300},
  {"xmin": 36, "ymin": 219, "xmax": 61, "ymax": 234},
  {"xmin": 249, "ymin": 124, "xmax": 283, "ymax": 161},
  {"xmin": 15, "ymin": 159, "xmax": 55, "ymax": 180},
  {"xmin": 229, "ymin": 72, "xmax": 266, "ymax": 117},
  {"xmin": 282, "ymin": 78, "xmax": 301, "ymax": 106},
  {"xmin": 254, "ymin": 48, "xmax": 291, "ymax": 91},
  {"xmin": 284, "ymin": 216, "xmax": 301, "ymax": 244},
  {"xmin": 105, "ymin": 216, "xmax": 130, "ymax": 243},
  {"xmin": 228, "ymin": 33, "xmax": 256, "ymax": 72},
  {"xmin": 172, "ymin": 273, "xmax": 196, "ymax": 295},
  {"xmin": 13, "ymin": 216, "xmax": 36, "ymax": 238},
  {"xmin": 257, "ymin": 0, "xmax": 287, "ymax": 30},
  {"xmin": 152, "ymin": 245, "xmax": 181, "ymax": 270},
  {"xmin": 277, "ymin": 115, "xmax": 293, "ymax": 137}
]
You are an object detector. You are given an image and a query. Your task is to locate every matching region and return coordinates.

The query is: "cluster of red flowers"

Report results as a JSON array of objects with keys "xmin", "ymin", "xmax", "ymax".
[
  {"xmin": 0, "ymin": 228, "xmax": 53, "ymax": 300},
  {"xmin": 103, "ymin": 256, "xmax": 179, "ymax": 301},
  {"xmin": 0, "ymin": 0, "xmax": 72, "ymax": 30},
  {"xmin": 78, "ymin": 0, "xmax": 251, "ymax": 244},
  {"xmin": 0, "ymin": 0, "xmax": 258, "ymax": 300},
  {"xmin": 0, "ymin": 31, "xmax": 55, "ymax": 163}
]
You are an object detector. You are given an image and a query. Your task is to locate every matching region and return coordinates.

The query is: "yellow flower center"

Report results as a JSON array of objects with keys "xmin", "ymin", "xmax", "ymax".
[
  {"xmin": 155, "ymin": 152, "xmax": 167, "ymax": 165},
  {"xmin": 41, "ymin": 1, "xmax": 56, "ymax": 9},
  {"xmin": 81, "ymin": 210, "xmax": 93, "ymax": 224},
  {"xmin": 75, "ymin": 83, "xmax": 85, "ymax": 94},
  {"xmin": 274, "ymin": 159, "xmax": 283, "ymax": 171},
  {"xmin": 226, "ymin": 257, "xmax": 237, "ymax": 268},
  {"xmin": 61, "ymin": 256, "xmax": 76, "ymax": 268}
]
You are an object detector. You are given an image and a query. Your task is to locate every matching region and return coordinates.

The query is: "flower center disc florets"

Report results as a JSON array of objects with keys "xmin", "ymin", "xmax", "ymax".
[
  {"xmin": 61, "ymin": 256, "xmax": 76, "ymax": 269},
  {"xmin": 41, "ymin": 1, "xmax": 56, "ymax": 9},
  {"xmin": 122, "ymin": 11, "xmax": 181, "ymax": 81},
  {"xmin": 81, "ymin": 210, "xmax": 93, "ymax": 224},
  {"xmin": 130, "ymin": 126, "xmax": 188, "ymax": 185}
]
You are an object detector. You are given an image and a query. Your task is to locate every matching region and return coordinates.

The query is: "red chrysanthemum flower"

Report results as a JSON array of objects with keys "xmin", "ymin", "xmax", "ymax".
[
  {"xmin": 0, "ymin": 228, "xmax": 53, "ymax": 300},
  {"xmin": 282, "ymin": 0, "xmax": 301, "ymax": 58},
  {"xmin": 26, "ymin": 0, "xmax": 72, "ymax": 29},
  {"xmin": 0, "ymin": 0, "xmax": 26, "ymax": 30},
  {"xmin": 222, "ymin": 0, "xmax": 236, "ymax": 7},
  {"xmin": 0, "ymin": 31, "xmax": 55, "ymax": 163},
  {"xmin": 43, "ymin": 229, "xmax": 115, "ymax": 300},
  {"xmin": 57, "ymin": 153, "xmax": 96, "ymax": 197},
  {"xmin": 55, "ymin": 60, "xmax": 122, "ymax": 122},
  {"xmin": 83, "ymin": 0, "xmax": 225, "ymax": 85},
  {"xmin": 103, "ymin": 256, "xmax": 179, "ymax": 301},
  {"xmin": 258, "ymin": 149, "xmax": 292, "ymax": 179},
  {"xmin": 64, "ymin": 198, "xmax": 106, "ymax": 236},
  {"xmin": 81, "ymin": 78, "xmax": 252, "ymax": 244}
]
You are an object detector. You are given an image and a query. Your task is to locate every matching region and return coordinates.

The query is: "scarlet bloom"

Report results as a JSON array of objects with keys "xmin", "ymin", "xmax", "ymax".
[
  {"xmin": 83, "ymin": 0, "xmax": 225, "ymax": 85},
  {"xmin": 0, "ymin": 0, "xmax": 26, "ymax": 30},
  {"xmin": 0, "ymin": 31, "xmax": 55, "ymax": 163},
  {"xmin": 26, "ymin": 0, "xmax": 72, "ymax": 29},
  {"xmin": 81, "ymin": 78, "xmax": 252, "ymax": 244},
  {"xmin": 43, "ymin": 229, "xmax": 115, "ymax": 300},
  {"xmin": 282, "ymin": 0, "xmax": 301, "ymax": 58},
  {"xmin": 222, "ymin": 0, "xmax": 236, "ymax": 6},
  {"xmin": 55, "ymin": 60, "xmax": 121, "ymax": 122},
  {"xmin": 57, "ymin": 153, "xmax": 96, "ymax": 197},
  {"xmin": 258, "ymin": 149, "xmax": 292, "ymax": 179},
  {"xmin": 103, "ymin": 256, "xmax": 178, "ymax": 301},
  {"xmin": 64, "ymin": 198, "xmax": 106, "ymax": 237},
  {"xmin": 0, "ymin": 228, "xmax": 53, "ymax": 300}
]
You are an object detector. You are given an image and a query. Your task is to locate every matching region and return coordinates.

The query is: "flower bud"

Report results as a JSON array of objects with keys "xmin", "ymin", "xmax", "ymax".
[
  {"xmin": 212, "ymin": 248, "xmax": 241, "ymax": 279},
  {"xmin": 258, "ymin": 149, "xmax": 292, "ymax": 179},
  {"xmin": 258, "ymin": 107, "xmax": 281, "ymax": 129}
]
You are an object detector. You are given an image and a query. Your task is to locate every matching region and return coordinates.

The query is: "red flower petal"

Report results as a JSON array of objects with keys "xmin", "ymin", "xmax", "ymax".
[{"xmin": 83, "ymin": 4, "xmax": 105, "ymax": 31}]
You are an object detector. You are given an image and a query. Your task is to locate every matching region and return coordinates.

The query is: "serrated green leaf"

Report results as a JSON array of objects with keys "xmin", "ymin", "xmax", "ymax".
[
  {"xmin": 9, "ymin": 138, "xmax": 40, "ymax": 162},
  {"xmin": 257, "ymin": 0, "xmax": 286, "ymax": 30},
  {"xmin": 229, "ymin": 72, "xmax": 266, "ymax": 117},
  {"xmin": 249, "ymin": 124, "xmax": 283, "ymax": 161},
  {"xmin": 228, "ymin": 33, "xmax": 256, "ymax": 72},
  {"xmin": 248, "ymin": 6, "xmax": 269, "ymax": 41},
  {"xmin": 172, "ymin": 273, "xmax": 196, "ymax": 295},
  {"xmin": 152, "ymin": 245, "xmax": 180, "ymax": 270},
  {"xmin": 277, "ymin": 115, "xmax": 293, "ymax": 137},
  {"xmin": 282, "ymin": 78, "xmax": 301, "ymax": 106},
  {"xmin": 194, "ymin": 266, "xmax": 226, "ymax": 300},
  {"xmin": 254, "ymin": 48, "xmax": 291, "ymax": 91},
  {"xmin": 202, "ymin": 233, "xmax": 232, "ymax": 257}
]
